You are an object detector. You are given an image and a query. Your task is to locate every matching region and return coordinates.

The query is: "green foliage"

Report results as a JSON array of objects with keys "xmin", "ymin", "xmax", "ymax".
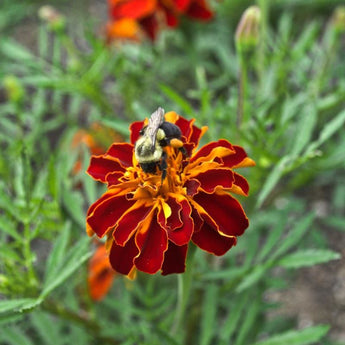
[{"xmin": 0, "ymin": 0, "xmax": 344, "ymax": 344}]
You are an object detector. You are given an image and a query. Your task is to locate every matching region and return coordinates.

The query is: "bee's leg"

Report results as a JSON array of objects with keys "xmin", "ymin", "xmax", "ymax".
[
  {"xmin": 160, "ymin": 151, "xmax": 168, "ymax": 182},
  {"xmin": 178, "ymin": 146, "xmax": 187, "ymax": 156}
]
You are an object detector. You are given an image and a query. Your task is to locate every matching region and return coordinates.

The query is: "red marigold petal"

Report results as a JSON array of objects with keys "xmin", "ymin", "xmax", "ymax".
[
  {"xmin": 194, "ymin": 168, "xmax": 234, "ymax": 193},
  {"xmin": 222, "ymin": 145, "xmax": 248, "ymax": 168},
  {"xmin": 161, "ymin": 242, "xmax": 188, "ymax": 275},
  {"xmin": 130, "ymin": 121, "xmax": 145, "ymax": 144},
  {"xmin": 168, "ymin": 199, "xmax": 193, "ymax": 246},
  {"xmin": 193, "ymin": 191, "xmax": 249, "ymax": 237},
  {"xmin": 114, "ymin": 204, "xmax": 153, "ymax": 246},
  {"xmin": 191, "ymin": 204, "xmax": 204, "ymax": 232},
  {"xmin": 109, "ymin": 236, "xmax": 139, "ymax": 275},
  {"xmin": 87, "ymin": 194, "xmax": 136, "ymax": 238},
  {"xmin": 158, "ymin": 197, "xmax": 183, "ymax": 230},
  {"xmin": 105, "ymin": 171, "xmax": 123, "ymax": 186},
  {"xmin": 190, "ymin": 139, "xmax": 234, "ymax": 163},
  {"xmin": 175, "ymin": 117, "xmax": 205, "ymax": 147},
  {"xmin": 87, "ymin": 189, "xmax": 119, "ymax": 218},
  {"xmin": 165, "ymin": 11, "xmax": 179, "ymax": 27},
  {"xmin": 87, "ymin": 156, "xmax": 124, "ymax": 183},
  {"xmin": 192, "ymin": 221, "xmax": 236, "ymax": 255},
  {"xmin": 106, "ymin": 143, "xmax": 133, "ymax": 167},
  {"xmin": 186, "ymin": 0, "xmax": 213, "ymax": 21},
  {"xmin": 110, "ymin": 0, "xmax": 156, "ymax": 20},
  {"xmin": 185, "ymin": 178, "xmax": 200, "ymax": 196},
  {"xmin": 174, "ymin": 0, "xmax": 191, "ymax": 12},
  {"xmin": 140, "ymin": 15, "xmax": 158, "ymax": 40},
  {"xmin": 188, "ymin": 125, "xmax": 203, "ymax": 148},
  {"xmin": 134, "ymin": 218, "xmax": 168, "ymax": 274},
  {"xmin": 233, "ymin": 172, "xmax": 249, "ymax": 196},
  {"xmin": 183, "ymin": 142, "xmax": 196, "ymax": 157},
  {"xmin": 175, "ymin": 116, "xmax": 193, "ymax": 137}
]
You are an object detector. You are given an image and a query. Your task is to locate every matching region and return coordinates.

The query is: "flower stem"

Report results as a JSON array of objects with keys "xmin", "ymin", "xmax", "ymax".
[
  {"xmin": 236, "ymin": 55, "xmax": 248, "ymax": 130},
  {"xmin": 256, "ymin": 0, "xmax": 270, "ymax": 81},
  {"xmin": 171, "ymin": 244, "xmax": 197, "ymax": 336}
]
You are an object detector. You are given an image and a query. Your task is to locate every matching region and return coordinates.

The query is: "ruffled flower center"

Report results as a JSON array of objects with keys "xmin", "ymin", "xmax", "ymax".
[{"xmin": 123, "ymin": 146, "xmax": 187, "ymax": 202}]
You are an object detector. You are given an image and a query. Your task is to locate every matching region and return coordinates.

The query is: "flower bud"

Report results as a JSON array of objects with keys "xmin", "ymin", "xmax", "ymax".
[
  {"xmin": 235, "ymin": 6, "xmax": 261, "ymax": 53},
  {"xmin": 330, "ymin": 6, "xmax": 345, "ymax": 34},
  {"xmin": 3, "ymin": 75, "xmax": 24, "ymax": 104},
  {"xmin": 38, "ymin": 5, "xmax": 66, "ymax": 32}
]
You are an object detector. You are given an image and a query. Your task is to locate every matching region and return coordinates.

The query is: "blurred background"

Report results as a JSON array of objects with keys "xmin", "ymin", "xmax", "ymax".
[{"xmin": 1, "ymin": 0, "xmax": 345, "ymax": 344}]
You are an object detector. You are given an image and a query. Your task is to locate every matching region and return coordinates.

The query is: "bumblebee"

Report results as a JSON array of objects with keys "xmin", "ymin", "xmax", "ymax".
[{"xmin": 134, "ymin": 107, "xmax": 185, "ymax": 181}]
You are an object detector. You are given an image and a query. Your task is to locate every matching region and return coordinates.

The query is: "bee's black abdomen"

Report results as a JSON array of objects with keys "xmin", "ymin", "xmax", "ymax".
[
  {"xmin": 140, "ymin": 162, "xmax": 158, "ymax": 174},
  {"xmin": 159, "ymin": 122, "xmax": 182, "ymax": 146}
]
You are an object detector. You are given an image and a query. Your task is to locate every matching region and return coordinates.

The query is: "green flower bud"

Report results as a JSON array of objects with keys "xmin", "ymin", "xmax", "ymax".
[
  {"xmin": 330, "ymin": 6, "xmax": 345, "ymax": 34},
  {"xmin": 235, "ymin": 6, "xmax": 261, "ymax": 54},
  {"xmin": 38, "ymin": 5, "xmax": 66, "ymax": 32},
  {"xmin": 3, "ymin": 75, "xmax": 24, "ymax": 104}
]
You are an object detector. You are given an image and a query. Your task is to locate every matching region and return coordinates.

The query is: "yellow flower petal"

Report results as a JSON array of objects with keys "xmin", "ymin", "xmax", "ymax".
[
  {"xmin": 165, "ymin": 111, "xmax": 179, "ymax": 123},
  {"xmin": 233, "ymin": 157, "xmax": 256, "ymax": 169},
  {"xmin": 160, "ymin": 199, "xmax": 172, "ymax": 219}
]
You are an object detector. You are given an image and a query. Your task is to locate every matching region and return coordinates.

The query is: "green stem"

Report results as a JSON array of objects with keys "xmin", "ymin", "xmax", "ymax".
[
  {"xmin": 236, "ymin": 55, "xmax": 248, "ymax": 130},
  {"xmin": 313, "ymin": 25, "xmax": 339, "ymax": 98},
  {"xmin": 171, "ymin": 244, "xmax": 197, "ymax": 336},
  {"xmin": 257, "ymin": 0, "xmax": 270, "ymax": 82},
  {"xmin": 23, "ymin": 223, "xmax": 37, "ymax": 288}
]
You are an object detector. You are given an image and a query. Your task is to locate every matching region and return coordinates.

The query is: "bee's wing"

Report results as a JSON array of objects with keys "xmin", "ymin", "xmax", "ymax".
[{"xmin": 146, "ymin": 107, "xmax": 164, "ymax": 151}]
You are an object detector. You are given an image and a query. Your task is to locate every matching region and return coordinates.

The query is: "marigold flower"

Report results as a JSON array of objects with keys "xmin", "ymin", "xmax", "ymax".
[
  {"xmin": 71, "ymin": 123, "xmax": 123, "ymax": 175},
  {"xmin": 88, "ymin": 244, "xmax": 116, "ymax": 301},
  {"xmin": 88, "ymin": 242, "xmax": 136, "ymax": 301},
  {"xmin": 107, "ymin": 0, "xmax": 213, "ymax": 41},
  {"xmin": 86, "ymin": 110, "xmax": 254, "ymax": 275}
]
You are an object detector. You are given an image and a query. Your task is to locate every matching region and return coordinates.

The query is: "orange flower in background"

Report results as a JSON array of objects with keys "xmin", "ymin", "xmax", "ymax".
[
  {"xmin": 86, "ymin": 109, "xmax": 254, "ymax": 275},
  {"xmin": 88, "ymin": 242, "xmax": 136, "ymax": 301},
  {"xmin": 88, "ymin": 244, "xmax": 116, "ymax": 301},
  {"xmin": 72, "ymin": 123, "xmax": 123, "ymax": 175},
  {"xmin": 107, "ymin": 0, "xmax": 213, "ymax": 41}
]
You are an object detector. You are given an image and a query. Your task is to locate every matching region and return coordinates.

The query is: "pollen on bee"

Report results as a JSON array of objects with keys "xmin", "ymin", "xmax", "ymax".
[{"xmin": 170, "ymin": 138, "xmax": 184, "ymax": 148}]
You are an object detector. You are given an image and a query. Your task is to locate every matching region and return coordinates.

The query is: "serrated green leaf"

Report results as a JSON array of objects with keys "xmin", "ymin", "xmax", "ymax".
[
  {"xmin": 252, "ymin": 324, "xmax": 330, "ymax": 345},
  {"xmin": 0, "ymin": 188, "xmax": 19, "ymax": 219},
  {"xmin": 0, "ymin": 325, "xmax": 35, "ymax": 345},
  {"xmin": 257, "ymin": 222, "xmax": 286, "ymax": 262},
  {"xmin": 44, "ymin": 222, "xmax": 71, "ymax": 285},
  {"xmin": 324, "ymin": 216, "xmax": 345, "ymax": 231},
  {"xmin": 219, "ymin": 292, "xmax": 250, "ymax": 344},
  {"xmin": 159, "ymin": 84, "xmax": 195, "ymax": 116},
  {"xmin": 0, "ymin": 298, "xmax": 42, "ymax": 314},
  {"xmin": 234, "ymin": 295, "xmax": 260, "ymax": 345},
  {"xmin": 41, "ymin": 236, "xmax": 91, "ymax": 298},
  {"xmin": 62, "ymin": 189, "xmax": 85, "ymax": 228},
  {"xmin": 271, "ymin": 213, "xmax": 314, "ymax": 260},
  {"xmin": 0, "ymin": 313, "xmax": 23, "ymax": 325},
  {"xmin": 277, "ymin": 249, "xmax": 341, "ymax": 269},
  {"xmin": 100, "ymin": 119, "xmax": 130, "ymax": 136},
  {"xmin": 290, "ymin": 103, "xmax": 317, "ymax": 156},
  {"xmin": 154, "ymin": 327, "xmax": 181, "ymax": 345},
  {"xmin": 236, "ymin": 263, "xmax": 271, "ymax": 293},
  {"xmin": 0, "ymin": 244, "xmax": 22, "ymax": 261},
  {"xmin": 306, "ymin": 109, "xmax": 345, "ymax": 153},
  {"xmin": 0, "ymin": 299, "xmax": 36, "ymax": 314},
  {"xmin": 30, "ymin": 312, "xmax": 58, "ymax": 345},
  {"xmin": 0, "ymin": 39, "xmax": 36, "ymax": 62},
  {"xmin": 201, "ymin": 266, "xmax": 247, "ymax": 281},
  {"xmin": 256, "ymin": 156, "xmax": 290, "ymax": 208},
  {"xmin": 0, "ymin": 215, "xmax": 20, "ymax": 240}
]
